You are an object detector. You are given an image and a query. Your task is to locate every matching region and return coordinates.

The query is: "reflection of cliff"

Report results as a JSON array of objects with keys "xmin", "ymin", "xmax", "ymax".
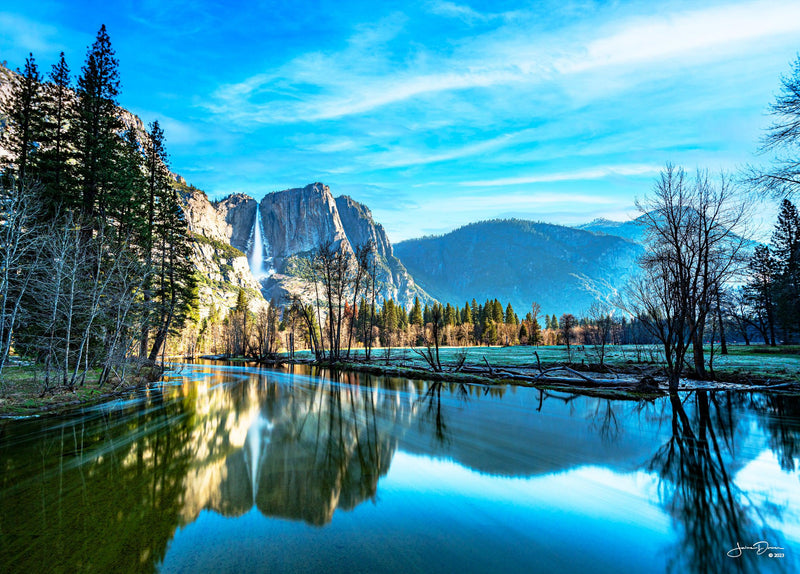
[
  {"xmin": 179, "ymin": 367, "xmax": 419, "ymax": 526},
  {"xmin": 4, "ymin": 365, "xmax": 798, "ymax": 574},
  {"xmin": 0, "ymin": 386, "xmax": 197, "ymax": 574}
]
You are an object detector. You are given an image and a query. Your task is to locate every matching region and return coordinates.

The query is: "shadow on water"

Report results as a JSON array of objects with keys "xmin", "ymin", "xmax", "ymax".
[{"xmin": 0, "ymin": 362, "xmax": 797, "ymax": 573}]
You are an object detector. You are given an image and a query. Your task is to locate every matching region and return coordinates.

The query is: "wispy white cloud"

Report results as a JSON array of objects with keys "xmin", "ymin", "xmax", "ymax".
[
  {"xmin": 204, "ymin": 0, "xmax": 800, "ymax": 125},
  {"xmin": 0, "ymin": 13, "xmax": 65, "ymax": 56},
  {"xmin": 428, "ymin": 1, "xmax": 488, "ymax": 23},
  {"xmin": 361, "ymin": 129, "xmax": 533, "ymax": 168},
  {"xmin": 560, "ymin": 1, "xmax": 800, "ymax": 74},
  {"xmin": 460, "ymin": 164, "xmax": 662, "ymax": 187},
  {"xmin": 427, "ymin": 1, "xmax": 519, "ymax": 25}
]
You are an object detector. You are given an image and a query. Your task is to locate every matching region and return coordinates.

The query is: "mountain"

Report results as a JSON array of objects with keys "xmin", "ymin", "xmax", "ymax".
[
  {"xmin": 393, "ymin": 219, "xmax": 644, "ymax": 316},
  {"xmin": 195, "ymin": 182, "xmax": 431, "ymax": 308},
  {"xmin": 178, "ymin": 184, "xmax": 267, "ymax": 317},
  {"xmin": 574, "ymin": 217, "xmax": 646, "ymax": 243}
]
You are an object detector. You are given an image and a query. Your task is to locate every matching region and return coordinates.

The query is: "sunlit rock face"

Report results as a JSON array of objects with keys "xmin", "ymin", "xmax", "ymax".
[
  {"xmin": 180, "ymin": 187, "xmax": 266, "ymax": 318},
  {"xmin": 216, "ymin": 194, "xmax": 258, "ymax": 254},
  {"xmin": 210, "ymin": 183, "xmax": 431, "ymax": 307},
  {"xmin": 335, "ymin": 195, "xmax": 392, "ymax": 258},
  {"xmin": 260, "ymin": 183, "xmax": 350, "ymax": 269}
]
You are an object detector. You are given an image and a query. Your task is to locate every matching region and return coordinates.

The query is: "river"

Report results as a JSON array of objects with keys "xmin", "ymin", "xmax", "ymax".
[{"xmin": 0, "ymin": 362, "xmax": 797, "ymax": 573}]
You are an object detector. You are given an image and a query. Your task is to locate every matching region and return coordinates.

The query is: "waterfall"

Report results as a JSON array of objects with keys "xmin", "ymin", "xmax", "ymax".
[{"xmin": 248, "ymin": 207, "xmax": 273, "ymax": 278}]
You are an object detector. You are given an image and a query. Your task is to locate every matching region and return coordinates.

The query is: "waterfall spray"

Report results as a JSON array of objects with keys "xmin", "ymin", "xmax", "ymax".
[{"xmin": 248, "ymin": 208, "xmax": 267, "ymax": 278}]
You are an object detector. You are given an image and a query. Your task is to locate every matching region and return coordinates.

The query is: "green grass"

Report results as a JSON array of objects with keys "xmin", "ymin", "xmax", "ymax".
[
  {"xmin": 282, "ymin": 343, "xmax": 800, "ymax": 383},
  {"xmin": 726, "ymin": 345, "xmax": 800, "ymax": 356},
  {"xmin": 0, "ymin": 363, "xmax": 160, "ymax": 417}
]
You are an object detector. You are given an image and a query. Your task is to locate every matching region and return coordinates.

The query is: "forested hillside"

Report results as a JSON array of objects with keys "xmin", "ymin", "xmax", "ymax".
[{"xmin": 394, "ymin": 219, "xmax": 643, "ymax": 316}]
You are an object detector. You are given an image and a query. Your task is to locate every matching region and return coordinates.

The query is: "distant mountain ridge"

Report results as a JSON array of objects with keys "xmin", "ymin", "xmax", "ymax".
[
  {"xmin": 394, "ymin": 218, "xmax": 644, "ymax": 316},
  {"xmin": 574, "ymin": 216, "xmax": 646, "ymax": 242}
]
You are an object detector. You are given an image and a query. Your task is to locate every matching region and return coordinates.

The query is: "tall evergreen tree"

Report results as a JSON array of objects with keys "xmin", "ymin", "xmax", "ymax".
[
  {"xmin": 410, "ymin": 296, "xmax": 423, "ymax": 326},
  {"xmin": 529, "ymin": 316, "xmax": 541, "ymax": 345},
  {"xmin": 771, "ymin": 199, "xmax": 800, "ymax": 340},
  {"xmin": 445, "ymin": 302, "xmax": 457, "ymax": 326},
  {"xmin": 38, "ymin": 52, "xmax": 75, "ymax": 215},
  {"xmin": 461, "ymin": 302, "xmax": 472, "ymax": 324},
  {"xmin": 492, "ymin": 299, "xmax": 504, "ymax": 324},
  {"xmin": 73, "ymin": 25, "xmax": 123, "ymax": 226},
  {"xmin": 147, "ymin": 181, "xmax": 197, "ymax": 360},
  {"xmin": 3, "ymin": 54, "xmax": 43, "ymax": 180},
  {"xmin": 505, "ymin": 302, "xmax": 516, "ymax": 325}
]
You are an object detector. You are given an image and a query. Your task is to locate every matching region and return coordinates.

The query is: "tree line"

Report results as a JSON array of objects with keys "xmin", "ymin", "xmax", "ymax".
[{"xmin": 0, "ymin": 26, "xmax": 196, "ymax": 390}]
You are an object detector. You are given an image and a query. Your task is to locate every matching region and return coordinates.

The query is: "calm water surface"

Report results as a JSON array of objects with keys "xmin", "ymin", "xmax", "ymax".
[{"xmin": 1, "ymin": 362, "xmax": 798, "ymax": 573}]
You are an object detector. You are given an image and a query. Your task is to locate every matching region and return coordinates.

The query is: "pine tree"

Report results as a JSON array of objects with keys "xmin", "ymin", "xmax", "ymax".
[
  {"xmin": 545, "ymin": 315, "xmax": 552, "ymax": 330},
  {"xmin": 3, "ymin": 54, "xmax": 43, "ymax": 180},
  {"xmin": 505, "ymin": 303, "xmax": 516, "ymax": 324},
  {"xmin": 492, "ymin": 299, "xmax": 504, "ymax": 324},
  {"xmin": 73, "ymin": 25, "xmax": 123, "ymax": 225},
  {"xmin": 410, "ymin": 296, "xmax": 423, "ymax": 326},
  {"xmin": 771, "ymin": 199, "xmax": 800, "ymax": 340},
  {"xmin": 445, "ymin": 302, "xmax": 457, "ymax": 326},
  {"xmin": 530, "ymin": 317, "xmax": 541, "ymax": 345},
  {"xmin": 551, "ymin": 314, "xmax": 559, "ymax": 330},
  {"xmin": 144, "ymin": 123, "xmax": 198, "ymax": 360},
  {"xmin": 461, "ymin": 302, "xmax": 472, "ymax": 324},
  {"xmin": 114, "ymin": 130, "xmax": 148, "ymax": 243},
  {"xmin": 483, "ymin": 317, "xmax": 497, "ymax": 346},
  {"xmin": 235, "ymin": 288, "xmax": 248, "ymax": 313},
  {"xmin": 38, "ymin": 52, "xmax": 75, "ymax": 215}
]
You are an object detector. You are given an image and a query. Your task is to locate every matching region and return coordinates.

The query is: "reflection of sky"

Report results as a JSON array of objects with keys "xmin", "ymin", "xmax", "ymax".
[
  {"xmin": 160, "ymin": 452, "xmax": 673, "ymax": 574},
  {"xmin": 161, "ymin": 446, "xmax": 799, "ymax": 573},
  {"xmin": 736, "ymin": 449, "xmax": 800, "ymax": 545}
]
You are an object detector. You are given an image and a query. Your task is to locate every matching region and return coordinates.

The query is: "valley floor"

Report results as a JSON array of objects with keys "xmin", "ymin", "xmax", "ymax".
[
  {"xmin": 2, "ymin": 344, "xmax": 797, "ymax": 418},
  {"xmin": 276, "ymin": 343, "xmax": 800, "ymax": 395}
]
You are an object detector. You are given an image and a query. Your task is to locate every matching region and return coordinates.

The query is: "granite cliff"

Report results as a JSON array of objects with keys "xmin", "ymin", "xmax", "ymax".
[
  {"xmin": 178, "ymin": 184, "xmax": 266, "ymax": 318},
  {"xmin": 198, "ymin": 182, "xmax": 431, "ymax": 308}
]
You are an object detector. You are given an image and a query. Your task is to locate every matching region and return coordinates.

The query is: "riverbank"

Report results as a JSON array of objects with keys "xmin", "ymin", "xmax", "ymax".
[
  {"xmin": 4, "ymin": 343, "xmax": 798, "ymax": 418},
  {"xmin": 0, "ymin": 363, "xmax": 164, "ymax": 418},
  {"xmin": 259, "ymin": 343, "xmax": 800, "ymax": 397}
]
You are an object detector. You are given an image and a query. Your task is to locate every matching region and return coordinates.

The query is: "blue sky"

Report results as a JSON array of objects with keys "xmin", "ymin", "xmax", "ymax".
[{"xmin": 2, "ymin": 0, "xmax": 799, "ymax": 241}]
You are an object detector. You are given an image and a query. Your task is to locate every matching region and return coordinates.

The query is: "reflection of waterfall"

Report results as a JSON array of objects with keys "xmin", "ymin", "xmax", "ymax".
[
  {"xmin": 244, "ymin": 414, "xmax": 273, "ymax": 504},
  {"xmin": 247, "ymin": 207, "xmax": 273, "ymax": 279}
]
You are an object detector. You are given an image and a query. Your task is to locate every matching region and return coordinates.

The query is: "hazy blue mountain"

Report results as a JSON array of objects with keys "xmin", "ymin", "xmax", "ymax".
[
  {"xmin": 394, "ymin": 219, "xmax": 644, "ymax": 316},
  {"xmin": 574, "ymin": 217, "xmax": 646, "ymax": 242}
]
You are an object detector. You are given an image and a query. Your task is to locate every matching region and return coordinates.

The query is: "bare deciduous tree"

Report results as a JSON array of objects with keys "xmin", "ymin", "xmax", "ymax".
[{"xmin": 623, "ymin": 165, "xmax": 751, "ymax": 388}]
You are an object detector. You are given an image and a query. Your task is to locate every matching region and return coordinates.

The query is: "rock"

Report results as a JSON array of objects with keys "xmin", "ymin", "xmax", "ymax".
[
  {"xmin": 335, "ymin": 195, "xmax": 392, "ymax": 258},
  {"xmin": 216, "ymin": 194, "xmax": 257, "ymax": 253},
  {"xmin": 260, "ymin": 182, "xmax": 350, "ymax": 270}
]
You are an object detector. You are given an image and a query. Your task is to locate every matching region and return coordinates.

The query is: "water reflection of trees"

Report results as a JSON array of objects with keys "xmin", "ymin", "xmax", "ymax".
[
  {"xmin": 416, "ymin": 382, "xmax": 473, "ymax": 445},
  {"xmin": 0, "ymin": 385, "xmax": 195, "ymax": 574},
  {"xmin": 650, "ymin": 391, "xmax": 789, "ymax": 574}
]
